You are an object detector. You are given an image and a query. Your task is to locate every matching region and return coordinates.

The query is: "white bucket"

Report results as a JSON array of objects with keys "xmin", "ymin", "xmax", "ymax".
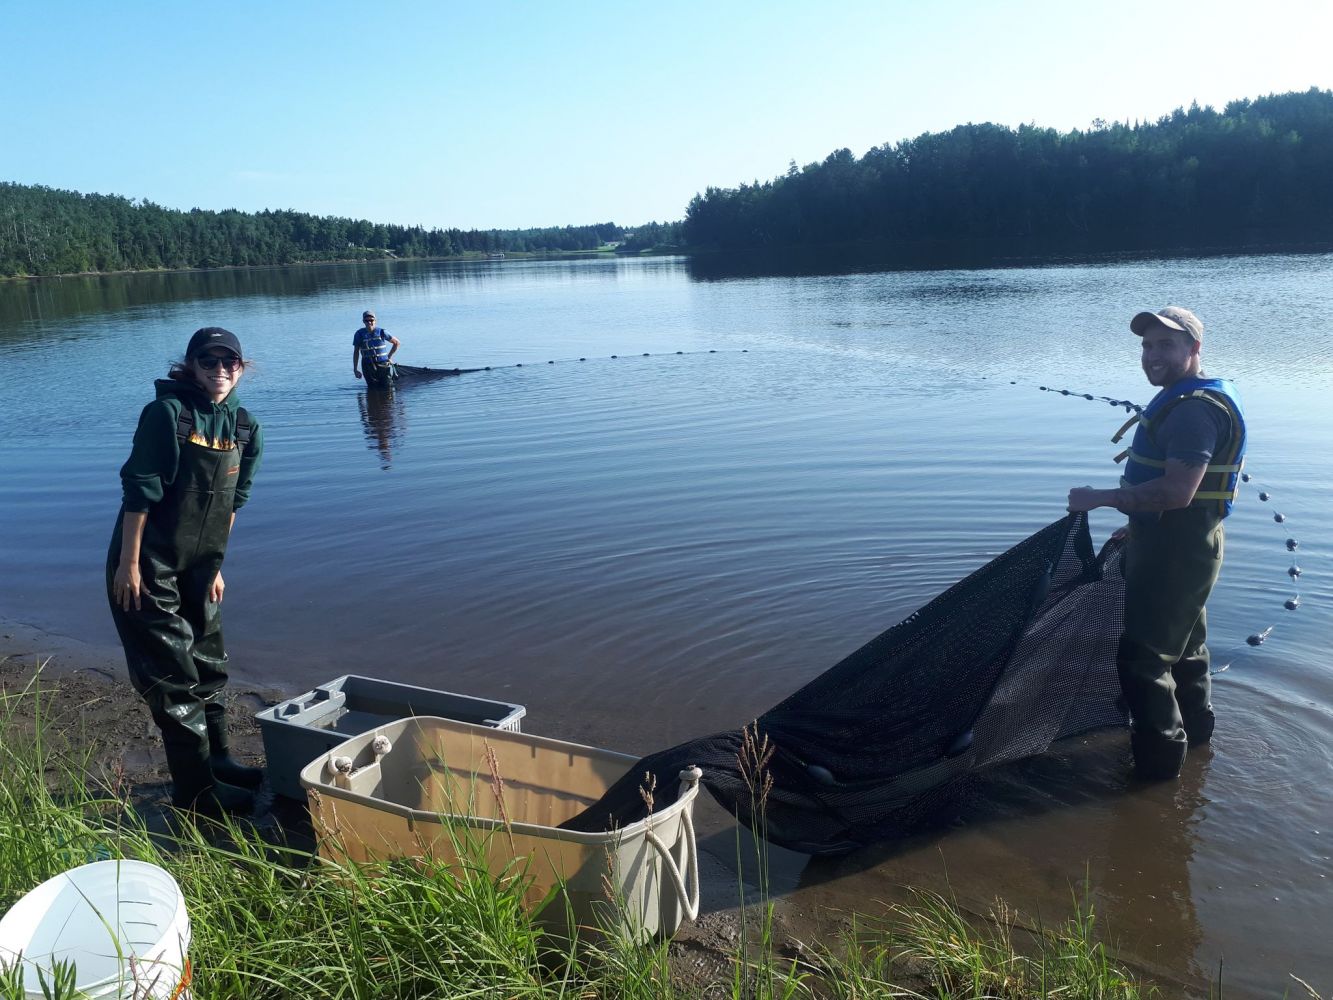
[{"xmin": 0, "ymin": 860, "xmax": 191, "ymax": 999}]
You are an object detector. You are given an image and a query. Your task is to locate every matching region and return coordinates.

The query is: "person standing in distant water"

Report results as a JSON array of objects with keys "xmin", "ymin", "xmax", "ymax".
[
  {"xmin": 108, "ymin": 327, "xmax": 265, "ymax": 814},
  {"xmin": 1067, "ymin": 307, "xmax": 1246, "ymax": 780},
  {"xmin": 353, "ymin": 309, "xmax": 400, "ymax": 387}
]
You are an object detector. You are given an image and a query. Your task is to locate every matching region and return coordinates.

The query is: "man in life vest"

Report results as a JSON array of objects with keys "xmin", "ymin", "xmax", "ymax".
[
  {"xmin": 353, "ymin": 309, "xmax": 401, "ymax": 387},
  {"xmin": 1068, "ymin": 306, "xmax": 1246, "ymax": 780}
]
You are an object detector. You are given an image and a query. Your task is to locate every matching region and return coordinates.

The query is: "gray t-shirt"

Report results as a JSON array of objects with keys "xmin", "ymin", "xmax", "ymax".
[{"xmin": 1155, "ymin": 397, "xmax": 1231, "ymax": 466}]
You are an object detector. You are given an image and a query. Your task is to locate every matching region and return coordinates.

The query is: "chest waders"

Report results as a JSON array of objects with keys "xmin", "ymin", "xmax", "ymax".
[
  {"xmin": 362, "ymin": 358, "xmax": 398, "ymax": 388},
  {"xmin": 1110, "ymin": 383, "xmax": 1245, "ymax": 779},
  {"xmin": 1118, "ymin": 508, "xmax": 1224, "ymax": 777},
  {"xmin": 107, "ymin": 408, "xmax": 260, "ymax": 809}
]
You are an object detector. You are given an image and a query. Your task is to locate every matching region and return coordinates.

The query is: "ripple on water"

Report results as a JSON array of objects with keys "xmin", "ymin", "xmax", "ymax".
[{"xmin": 4, "ymin": 254, "xmax": 1333, "ymax": 995}]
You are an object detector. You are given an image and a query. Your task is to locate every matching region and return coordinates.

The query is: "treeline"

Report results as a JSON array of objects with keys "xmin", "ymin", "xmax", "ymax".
[
  {"xmin": 684, "ymin": 89, "xmax": 1333, "ymax": 251},
  {"xmin": 9, "ymin": 88, "xmax": 1330, "ymax": 278},
  {"xmin": 0, "ymin": 185, "xmax": 683, "ymax": 277}
]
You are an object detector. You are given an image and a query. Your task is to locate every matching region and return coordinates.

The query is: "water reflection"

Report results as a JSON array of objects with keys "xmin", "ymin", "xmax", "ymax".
[
  {"xmin": 780, "ymin": 732, "xmax": 1207, "ymax": 993},
  {"xmin": 684, "ymin": 240, "xmax": 1333, "ymax": 282},
  {"xmin": 1096, "ymin": 755, "xmax": 1208, "ymax": 989},
  {"xmin": 3, "ymin": 252, "xmax": 1333, "ymax": 990},
  {"xmin": 356, "ymin": 387, "xmax": 407, "ymax": 470},
  {"xmin": 0, "ymin": 255, "xmax": 696, "ymax": 338},
  {"xmin": 0, "ymin": 261, "xmax": 409, "ymax": 334}
]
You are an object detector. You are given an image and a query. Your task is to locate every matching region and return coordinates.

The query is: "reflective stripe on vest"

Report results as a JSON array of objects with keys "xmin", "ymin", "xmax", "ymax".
[{"xmin": 1111, "ymin": 378, "xmax": 1247, "ymax": 517}]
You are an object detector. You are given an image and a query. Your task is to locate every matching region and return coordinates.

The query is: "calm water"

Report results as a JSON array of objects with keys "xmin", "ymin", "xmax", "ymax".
[{"xmin": 2, "ymin": 254, "xmax": 1331, "ymax": 995}]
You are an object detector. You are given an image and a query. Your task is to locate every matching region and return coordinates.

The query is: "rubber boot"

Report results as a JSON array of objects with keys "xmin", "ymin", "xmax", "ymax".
[
  {"xmin": 1172, "ymin": 641, "xmax": 1214, "ymax": 747},
  {"xmin": 1181, "ymin": 709, "xmax": 1216, "ymax": 747},
  {"xmin": 1130, "ymin": 730, "xmax": 1187, "ymax": 781},
  {"xmin": 206, "ymin": 707, "xmax": 264, "ymax": 789},
  {"xmin": 165, "ymin": 742, "xmax": 255, "ymax": 815}
]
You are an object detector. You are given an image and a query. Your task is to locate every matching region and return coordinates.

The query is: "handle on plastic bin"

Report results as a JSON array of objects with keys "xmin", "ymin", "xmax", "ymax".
[
  {"xmin": 326, "ymin": 735, "xmax": 394, "ymax": 788},
  {"xmin": 282, "ymin": 686, "xmax": 332, "ymax": 716},
  {"xmin": 643, "ymin": 766, "xmax": 702, "ymax": 922}
]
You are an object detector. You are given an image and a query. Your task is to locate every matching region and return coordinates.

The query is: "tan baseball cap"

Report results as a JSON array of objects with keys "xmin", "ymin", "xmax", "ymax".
[{"xmin": 1130, "ymin": 306, "xmax": 1203, "ymax": 342}]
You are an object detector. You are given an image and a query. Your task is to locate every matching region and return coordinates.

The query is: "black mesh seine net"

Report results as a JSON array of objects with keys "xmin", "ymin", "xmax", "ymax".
[
  {"xmin": 560, "ymin": 513, "xmax": 1127, "ymax": 855},
  {"xmin": 393, "ymin": 364, "xmax": 482, "ymax": 381}
]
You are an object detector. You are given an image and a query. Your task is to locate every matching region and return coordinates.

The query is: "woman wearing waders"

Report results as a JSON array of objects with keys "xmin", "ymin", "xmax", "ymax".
[{"xmin": 108, "ymin": 327, "xmax": 264, "ymax": 814}]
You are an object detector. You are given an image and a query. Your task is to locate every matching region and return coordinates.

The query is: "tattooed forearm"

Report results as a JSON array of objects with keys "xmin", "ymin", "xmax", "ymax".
[{"xmin": 1113, "ymin": 459, "xmax": 1206, "ymax": 512}]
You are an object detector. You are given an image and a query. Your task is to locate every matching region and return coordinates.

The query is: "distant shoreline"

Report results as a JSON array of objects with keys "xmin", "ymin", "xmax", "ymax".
[
  {"xmin": 5, "ymin": 236, "xmax": 1332, "ymax": 285},
  {"xmin": 0, "ymin": 247, "xmax": 682, "ymax": 284}
]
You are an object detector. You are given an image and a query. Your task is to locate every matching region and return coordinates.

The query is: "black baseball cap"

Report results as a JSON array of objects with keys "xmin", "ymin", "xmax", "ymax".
[{"xmin": 186, "ymin": 327, "xmax": 243, "ymax": 359}]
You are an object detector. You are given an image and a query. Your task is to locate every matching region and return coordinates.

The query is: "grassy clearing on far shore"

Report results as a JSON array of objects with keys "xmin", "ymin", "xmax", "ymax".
[{"xmin": 0, "ymin": 665, "xmax": 1152, "ymax": 999}]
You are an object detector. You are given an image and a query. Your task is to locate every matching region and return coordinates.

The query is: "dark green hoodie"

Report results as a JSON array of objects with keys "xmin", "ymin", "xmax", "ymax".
[{"xmin": 119, "ymin": 378, "xmax": 264, "ymax": 513}]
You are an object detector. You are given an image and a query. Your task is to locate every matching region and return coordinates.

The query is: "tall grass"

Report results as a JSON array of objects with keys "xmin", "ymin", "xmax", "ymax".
[
  {"xmin": 0, "ymin": 671, "xmax": 564, "ymax": 999},
  {"xmin": 887, "ymin": 889, "xmax": 1147, "ymax": 1000},
  {"xmin": 731, "ymin": 723, "xmax": 810, "ymax": 1000},
  {"xmin": 1, "ymin": 667, "xmax": 1156, "ymax": 1000}
]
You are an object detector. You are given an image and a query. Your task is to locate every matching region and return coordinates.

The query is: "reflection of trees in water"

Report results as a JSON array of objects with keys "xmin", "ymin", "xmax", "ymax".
[
  {"xmin": 683, "ymin": 241, "xmax": 1333, "ymax": 284},
  {"xmin": 2, "ymin": 256, "xmax": 595, "ymax": 336},
  {"xmin": 684, "ymin": 242, "xmax": 1019, "ymax": 281},
  {"xmin": 356, "ymin": 387, "xmax": 407, "ymax": 470},
  {"xmin": 0, "ymin": 260, "xmax": 406, "ymax": 333},
  {"xmin": 0, "ymin": 254, "xmax": 688, "ymax": 338}
]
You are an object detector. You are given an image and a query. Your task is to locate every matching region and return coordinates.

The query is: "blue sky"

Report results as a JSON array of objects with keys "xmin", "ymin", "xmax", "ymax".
[{"xmin": 5, "ymin": 0, "xmax": 1331, "ymax": 230}]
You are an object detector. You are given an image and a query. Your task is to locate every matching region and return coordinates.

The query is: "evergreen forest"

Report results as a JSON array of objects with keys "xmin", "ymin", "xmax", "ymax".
[
  {"xmin": 683, "ymin": 89, "xmax": 1333, "ymax": 252},
  {"xmin": 0, "ymin": 187, "xmax": 682, "ymax": 278},
  {"xmin": 4, "ymin": 89, "xmax": 1332, "ymax": 278}
]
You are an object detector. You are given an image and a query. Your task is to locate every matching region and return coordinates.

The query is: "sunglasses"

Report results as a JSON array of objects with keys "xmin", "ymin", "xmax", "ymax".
[{"xmin": 195, "ymin": 355, "xmax": 242, "ymax": 372}]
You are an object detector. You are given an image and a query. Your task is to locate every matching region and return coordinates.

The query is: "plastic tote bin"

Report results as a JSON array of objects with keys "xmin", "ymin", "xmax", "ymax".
[
  {"xmin": 257, "ymin": 674, "xmax": 526, "ymax": 799},
  {"xmin": 0, "ymin": 860, "xmax": 190, "ymax": 999},
  {"xmin": 301, "ymin": 716, "xmax": 702, "ymax": 940}
]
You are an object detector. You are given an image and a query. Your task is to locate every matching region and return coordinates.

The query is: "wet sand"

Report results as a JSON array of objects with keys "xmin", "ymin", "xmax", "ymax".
[{"xmin": 0, "ymin": 619, "xmax": 279, "ymax": 791}]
